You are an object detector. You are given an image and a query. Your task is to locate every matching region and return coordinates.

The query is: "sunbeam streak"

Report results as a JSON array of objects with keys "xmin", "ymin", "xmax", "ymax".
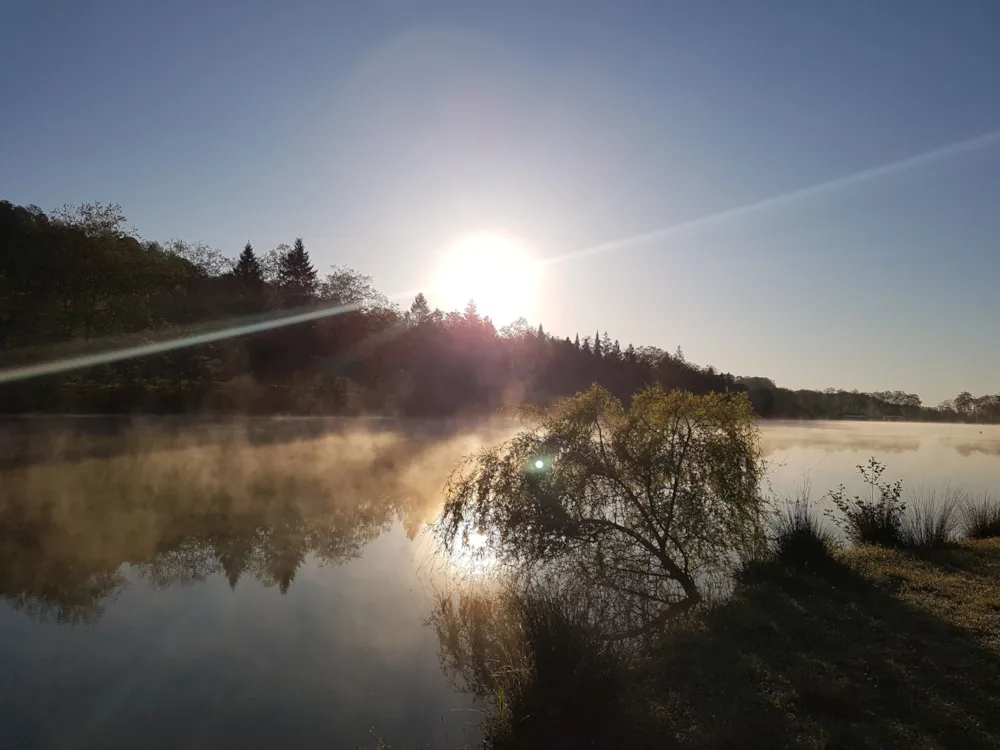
[
  {"xmin": 0, "ymin": 290, "xmax": 422, "ymax": 385},
  {"xmin": 542, "ymin": 127, "xmax": 1000, "ymax": 268}
]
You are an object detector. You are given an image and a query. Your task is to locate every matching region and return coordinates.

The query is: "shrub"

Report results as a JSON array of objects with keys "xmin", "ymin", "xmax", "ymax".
[
  {"xmin": 826, "ymin": 457, "xmax": 906, "ymax": 548},
  {"xmin": 430, "ymin": 583, "xmax": 646, "ymax": 750},
  {"xmin": 962, "ymin": 493, "xmax": 1000, "ymax": 539},
  {"xmin": 437, "ymin": 385, "xmax": 767, "ymax": 639},
  {"xmin": 902, "ymin": 485, "xmax": 964, "ymax": 548},
  {"xmin": 773, "ymin": 497, "xmax": 833, "ymax": 568}
]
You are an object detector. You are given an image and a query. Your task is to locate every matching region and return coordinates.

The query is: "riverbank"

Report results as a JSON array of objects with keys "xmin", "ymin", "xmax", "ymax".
[
  {"xmin": 464, "ymin": 538, "xmax": 1000, "ymax": 749},
  {"xmin": 448, "ymin": 539, "xmax": 1000, "ymax": 750},
  {"xmin": 646, "ymin": 539, "xmax": 1000, "ymax": 748}
]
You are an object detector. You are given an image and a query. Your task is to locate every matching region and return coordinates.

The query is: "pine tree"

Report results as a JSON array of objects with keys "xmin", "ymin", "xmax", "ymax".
[
  {"xmin": 624, "ymin": 343, "xmax": 637, "ymax": 363},
  {"xmin": 277, "ymin": 237, "xmax": 317, "ymax": 303},
  {"xmin": 537, "ymin": 323, "xmax": 545, "ymax": 339},
  {"xmin": 593, "ymin": 329, "xmax": 603, "ymax": 359},
  {"xmin": 234, "ymin": 242, "xmax": 263, "ymax": 285},
  {"xmin": 409, "ymin": 292, "xmax": 431, "ymax": 322},
  {"xmin": 464, "ymin": 299, "xmax": 481, "ymax": 324},
  {"xmin": 574, "ymin": 333, "xmax": 580, "ymax": 350},
  {"xmin": 611, "ymin": 339, "xmax": 622, "ymax": 360}
]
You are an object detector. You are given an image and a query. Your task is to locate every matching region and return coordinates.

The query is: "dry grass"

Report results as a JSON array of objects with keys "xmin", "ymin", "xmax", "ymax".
[
  {"xmin": 648, "ymin": 539, "xmax": 1000, "ymax": 748},
  {"xmin": 903, "ymin": 485, "xmax": 965, "ymax": 549},
  {"xmin": 963, "ymin": 494, "xmax": 1000, "ymax": 540}
]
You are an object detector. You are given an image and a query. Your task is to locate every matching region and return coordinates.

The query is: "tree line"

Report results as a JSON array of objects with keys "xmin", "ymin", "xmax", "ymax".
[{"xmin": 0, "ymin": 200, "xmax": 994, "ymax": 421}]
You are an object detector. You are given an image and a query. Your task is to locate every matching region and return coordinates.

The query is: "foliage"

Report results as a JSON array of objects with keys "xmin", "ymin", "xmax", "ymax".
[
  {"xmin": 407, "ymin": 291, "xmax": 431, "ymax": 322},
  {"xmin": 826, "ymin": 457, "xmax": 906, "ymax": 547},
  {"xmin": 772, "ymin": 495, "xmax": 833, "ymax": 569},
  {"xmin": 902, "ymin": 485, "xmax": 964, "ymax": 548},
  {"xmin": 276, "ymin": 236, "xmax": 317, "ymax": 303},
  {"xmin": 430, "ymin": 582, "xmax": 651, "ymax": 749},
  {"xmin": 962, "ymin": 493, "xmax": 1000, "ymax": 539},
  {"xmin": 319, "ymin": 265, "xmax": 390, "ymax": 309},
  {"xmin": 436, "ymin": 385, "xmax": 767, "ymax": 638},
  {"xmin": 233, "ymin": 242, "xmax": 264, "ymax": 284},
  {"xmin": 1, "ymin": 200, "xmax": 997, "ymax": 420}
]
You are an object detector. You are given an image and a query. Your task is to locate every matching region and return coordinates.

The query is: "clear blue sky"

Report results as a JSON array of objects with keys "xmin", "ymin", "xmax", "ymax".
[{"xmin": 2, "ymin": 0, "xmax": 999, "ymax": 405}]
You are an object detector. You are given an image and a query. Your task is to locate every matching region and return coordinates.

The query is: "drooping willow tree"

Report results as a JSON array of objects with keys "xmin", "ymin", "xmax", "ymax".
[{"xmin": 436, "ymin": 385, "xmax": 767, "ymax": 638}]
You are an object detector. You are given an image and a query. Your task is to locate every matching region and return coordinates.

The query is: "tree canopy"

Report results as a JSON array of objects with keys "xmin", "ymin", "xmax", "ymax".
[
  {"xmin": 0, "ymin": 199, "xmax": 994, "ymax": 421},
  {"xmin": 437, "ymin": 385, "xmax": 767, "ymax": 638}
]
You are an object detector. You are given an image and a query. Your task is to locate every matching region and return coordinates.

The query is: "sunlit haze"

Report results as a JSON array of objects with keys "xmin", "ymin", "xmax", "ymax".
[
  {"xmin": 3, "ymin": 1, "xmax": 1000, "ymax": 402},
  {"xmin": 433, "ymin": 232, "xmax": 543, "ymax": 325}
]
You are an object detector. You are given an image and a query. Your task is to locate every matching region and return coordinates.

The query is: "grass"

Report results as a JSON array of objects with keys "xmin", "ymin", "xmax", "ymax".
[
  {"xmin": 772, "ymin": 499, "xmax": 833, "ymax": 569},
  {"xmin": 435, "ymin": 458, "xmax": 1000, "ymax": 748},
  {"xmin": 649, "ymin": 540, "xmax": 1000, "ymax": 749},
  {"xmin": 963, "ymin": 493, "xmax": 1000, "ymax": 539},
  {"xmin": 902, "ymin": 485, "xmax": 965, "ymax": 549},
  {"xmin": 484, "ymin": 589, "xmax": 645, "ymax": 750},
  {"xmin": 429, "ymin": 583, "xmax": 653, "ymax": 749},
  {"xmin": 463, "ymin": 540, "xmax": 1000, "ymax": 749}
]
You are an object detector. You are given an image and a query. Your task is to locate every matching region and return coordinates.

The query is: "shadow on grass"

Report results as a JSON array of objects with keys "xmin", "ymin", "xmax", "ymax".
[
  {"xmin": 905, "ymin": 539, "xmax": 1000, "ymax": 579},
  {"xmin": 650, "ymin": 554, "xmax": 1000, "ymax": 749}
]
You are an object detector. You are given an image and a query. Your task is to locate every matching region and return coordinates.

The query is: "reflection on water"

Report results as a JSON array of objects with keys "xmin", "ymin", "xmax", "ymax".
[
  {"xmin": 0, "ymin": 418, "xmax": 511, "ymax": 750},
  {"xmin": 0, "ymin": 418, "xmax": 997, "ymax": 748}
]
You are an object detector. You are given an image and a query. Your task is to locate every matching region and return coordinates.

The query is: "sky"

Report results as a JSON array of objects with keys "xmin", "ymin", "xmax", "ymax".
[{"xmin": 2, "ymin": 0, "xmax": 999, "ymax": 405}]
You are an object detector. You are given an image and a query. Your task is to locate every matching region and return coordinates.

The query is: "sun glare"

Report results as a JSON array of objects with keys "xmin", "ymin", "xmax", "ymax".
[{"xmin": 433, "ymin": 232, "xmax": 543, "ymax": 325}]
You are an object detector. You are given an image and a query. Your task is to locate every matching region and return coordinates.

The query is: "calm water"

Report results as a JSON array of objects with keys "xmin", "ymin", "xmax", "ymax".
[{"xmin": 0, "ymin": 418, "xmax": 998, "ymax": 748}]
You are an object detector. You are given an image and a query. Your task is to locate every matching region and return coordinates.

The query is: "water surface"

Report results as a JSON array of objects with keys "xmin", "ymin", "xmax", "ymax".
[{"xmin": 0, "ymin": 418, "xmax": 997, "ymax": 748}]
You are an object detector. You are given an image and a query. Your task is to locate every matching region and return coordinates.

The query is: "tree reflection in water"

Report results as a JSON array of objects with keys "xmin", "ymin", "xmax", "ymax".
[{"xmin": 0, "ymin": 421, "xmax": 502, "ymax": 623}]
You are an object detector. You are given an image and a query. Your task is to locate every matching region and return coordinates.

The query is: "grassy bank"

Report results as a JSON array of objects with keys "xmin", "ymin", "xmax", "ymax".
[
  {"xmin": 650, "ymin": 539, "xmax": 1000, "ymax": 749},
  {"xmin": 442, "ymin": 539, "xmax": 1000, "ymax": 749}
]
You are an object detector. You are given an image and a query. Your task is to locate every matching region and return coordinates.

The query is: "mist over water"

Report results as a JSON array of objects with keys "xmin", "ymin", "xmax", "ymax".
[
  {"xmin": 761, "ymin": 421, "xmax": 1000, "ymax": 506},
  {"xmin": 0, "ymin": 417, "xmax": 996, "ymax": 748}
]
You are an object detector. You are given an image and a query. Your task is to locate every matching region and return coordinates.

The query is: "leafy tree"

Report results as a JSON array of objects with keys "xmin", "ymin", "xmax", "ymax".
[
  {"xmin": 954, "ymin": 391, "xmax": 974, "ymax": 417},
  {"xmin": 437, "ymin": 385, "xmax": 766, "ymax": 638},
  {"xmin": 319, "ymin": 265, "xmax": 388, "ymax": 309},
  {"xmin": 164, "ymin": 238, "xmax": 229, "ymax": 277},
  {"xmin": 51, "ymin": 201, "xmax": 131, "ymax": 239},
  {"xmin": 259, "ymin": 245, "xmax": 285, "ymax": 285},
  {"xmin": 499, "ymin": 316, "xmax": 532, "ymax": 339},
  {"xmin": 0, "ymin": 199, "xmax": 994, "ymax": 423}
]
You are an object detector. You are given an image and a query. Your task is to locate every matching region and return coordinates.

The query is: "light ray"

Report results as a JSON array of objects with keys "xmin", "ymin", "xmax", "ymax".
[
  {"xmin": 0, "ymin": 289, "xmax": 423, "ymax": 385},
  {"xmin": 542, "ymin": 128, "xmax": 1000, "ymax": 268}
]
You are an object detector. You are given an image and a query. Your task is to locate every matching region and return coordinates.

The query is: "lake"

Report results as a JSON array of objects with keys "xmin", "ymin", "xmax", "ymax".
[{"xmin": 0, "ymin": 418, "xmax": 997, "ymax": 748}]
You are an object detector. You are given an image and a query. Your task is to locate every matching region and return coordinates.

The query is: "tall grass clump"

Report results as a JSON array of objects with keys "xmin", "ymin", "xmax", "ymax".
[
  {"xmin": 431, "ymin": 583, "xmax": 647, "ymax": 750},
  {"xmin": 773, "ymin": 494, "xmax": 833, "ymax": 568},
  {"xmin": 962, "ymin": 493, "xmax": 1000, "ymax": 539},
  {"xmin": 489, "ymin": 588, "xmax": 637, "ymax": 750},
  {"xmin": 826, "ymin": 457, "xmax": 906, "ymax": 548},
  {"xmin": 902, "ymin": 485, "xmax": 964, "ymax": 548}
]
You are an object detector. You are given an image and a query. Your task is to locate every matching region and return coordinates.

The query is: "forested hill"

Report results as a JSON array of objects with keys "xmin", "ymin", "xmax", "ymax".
[{"xmin": 0, "ymin": 200, "xmax": 995, "ymax": 421}]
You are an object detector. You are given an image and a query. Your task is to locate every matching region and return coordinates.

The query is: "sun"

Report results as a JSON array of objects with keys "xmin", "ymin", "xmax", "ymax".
[{"xmin": 433, "ymin": 232, "xmax": 543, "ymax": 325}]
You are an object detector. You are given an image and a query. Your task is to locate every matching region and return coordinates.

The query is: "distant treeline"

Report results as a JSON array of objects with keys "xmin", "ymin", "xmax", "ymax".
[{"xmin": 0, "ymin": 200, "xmax": 995, "ymax": 421}]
